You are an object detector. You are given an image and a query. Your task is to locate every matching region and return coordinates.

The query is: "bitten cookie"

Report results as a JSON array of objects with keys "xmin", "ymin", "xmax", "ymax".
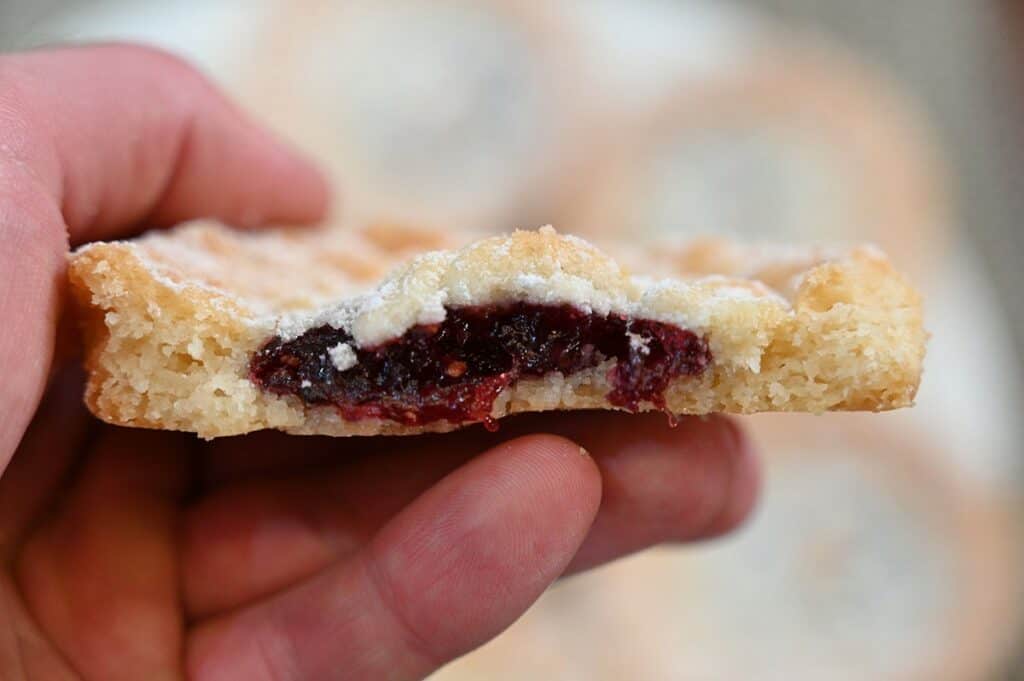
[{"xmin": 68, "ymin": 222, "xmax": 925, "ymax": 438}]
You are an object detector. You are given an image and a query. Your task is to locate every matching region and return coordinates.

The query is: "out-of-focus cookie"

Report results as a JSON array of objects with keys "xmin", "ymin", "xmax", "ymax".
[
  {"xmin": 560, "ymin": 28, "xmax": 949, "ymax": 280},
  {"xmin": 662, "ymin": 416, "xmax": 1020, "ymax": 681},
  {"xmin": 238, "ymin": 0, "xmax": 585, "ymax": 233},
  {"xmin": 559, "ymin": 0, "xmax": 761, "ymax": 115},
  {"xmin": 68, "ymin": 222, "xmax": 924, "ymax": 438}
]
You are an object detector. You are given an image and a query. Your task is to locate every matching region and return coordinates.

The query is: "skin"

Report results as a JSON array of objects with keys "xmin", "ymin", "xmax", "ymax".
[{"xmin": 0, "ymin": 45, "xmax": 759, "ymax": 680}]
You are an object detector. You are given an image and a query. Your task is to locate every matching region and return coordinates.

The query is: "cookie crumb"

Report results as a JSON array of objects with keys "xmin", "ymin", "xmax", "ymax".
[{"xmin": 328, "ymin": 342, "xmax": 358, "ymax": 372}]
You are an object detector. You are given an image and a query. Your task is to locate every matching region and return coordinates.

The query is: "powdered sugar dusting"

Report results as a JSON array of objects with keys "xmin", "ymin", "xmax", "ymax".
[
  {"xmin": 328, "ymin": 342, "xmax": 358, "ymax": 372},
  {"xmin": 258, "ymin": 228, "xmax": 802, "ymax": 349}
]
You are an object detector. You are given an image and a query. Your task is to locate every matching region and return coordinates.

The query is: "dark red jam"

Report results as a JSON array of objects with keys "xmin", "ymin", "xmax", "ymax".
[{"xmin": 250, "ymin": 303, "xmax": 711, "ymax": 429}]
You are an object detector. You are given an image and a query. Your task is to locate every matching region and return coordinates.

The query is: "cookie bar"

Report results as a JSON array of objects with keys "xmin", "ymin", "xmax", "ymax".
[{"xmin": 67, "ymin": 223, "xmax": 925, "ymax": 438}]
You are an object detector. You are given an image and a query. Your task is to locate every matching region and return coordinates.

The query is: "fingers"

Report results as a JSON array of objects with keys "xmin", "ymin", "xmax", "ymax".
[
  {"xmin": 198, "ymin": 431, "xmax": 359, "ymax": 489},
  {"xmin": 561, "ymin": 414, "xmax": 759, "ymax": 573},
  {"xmin": 186, "ymin": 436, "xmax": 600, "ymax": 681},
  {"xmin": 474, "ymin": 413, "xmax": 758, "ymax": 573},
  {"xmin": 183, "ymin": 432, "xmax": 498, "ymax": 621},
  {"xmin": 0, "ymin": 367, "xmax": 91, "ymax": 559},
  {"xmin": 185, "ymin": 426, "xmax": 502, "ymax": 620},
  {"xmin": 182, "ymin": 413, "xmax": 757, "ymax": 621},
  {"xmin": 1, "ymin": 43, "xmax": 329, "ymax": 243},
  {"xmin": 0, "ymin": 180, "xmax": 67, "ymax": 466},
  {"xmin": 181, "ymin": 474, "xmax": 367, "ymax": 620},
  {"xmin": 0, "ymin": 44, "xmax": 330, "ymax": 471},
  {"xmin": 14, "ymin": 429, "xmax": 193, "ymax": 681},
  {"xmin": 197, "ymin": 428, "xmax": 493, "ymax": 489},
  {"xmin": 183, "ymin": 432, "xmax": 477, "ymax": 619}
]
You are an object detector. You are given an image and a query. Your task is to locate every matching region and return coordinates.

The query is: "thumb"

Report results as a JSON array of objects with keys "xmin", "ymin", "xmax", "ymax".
[
  {"xmin": 187, "ymin": 436, "xmax": 602, "ymax": 681},
  {"xmin": 0, "ymin": 43, "xmax": 330, "ymax": 470},
  {"xmin": 2, "ymin": 43, "xmax": 330, "ymax": 242}
]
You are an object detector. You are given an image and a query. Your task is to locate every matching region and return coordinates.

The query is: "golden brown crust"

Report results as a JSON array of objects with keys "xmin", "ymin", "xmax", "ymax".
[{"xmin": 68, "ymin": 222, "xmax": 925, "ymax": 438}]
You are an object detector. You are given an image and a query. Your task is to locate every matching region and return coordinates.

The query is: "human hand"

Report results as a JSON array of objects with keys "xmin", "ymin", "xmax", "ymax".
[{"xmin": 0, "ymin": 45, "xmax": 758, "ymax": 680}]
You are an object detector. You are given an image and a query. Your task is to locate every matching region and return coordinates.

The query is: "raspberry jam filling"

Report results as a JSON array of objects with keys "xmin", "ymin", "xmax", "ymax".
[{"xmin": 250, "ymin": 303, "xmax": 711, "ymax": 429}]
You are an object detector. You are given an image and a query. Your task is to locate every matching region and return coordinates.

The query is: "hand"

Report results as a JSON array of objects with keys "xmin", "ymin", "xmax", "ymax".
[{"xmin": 0, "ymin": 45, "xmax": 759, "ymax": 681}]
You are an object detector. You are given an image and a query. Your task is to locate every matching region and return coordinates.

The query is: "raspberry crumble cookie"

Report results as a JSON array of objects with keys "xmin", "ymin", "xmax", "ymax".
[{"xmin": 67, "ymin": 223, "xmax": 925, "ymax": 438}]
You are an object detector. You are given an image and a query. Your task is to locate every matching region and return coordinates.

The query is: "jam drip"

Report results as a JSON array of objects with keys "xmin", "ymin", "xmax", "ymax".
[{"xmin": 250, "ymin": 303, "xmax": 711, "ymax": 428}]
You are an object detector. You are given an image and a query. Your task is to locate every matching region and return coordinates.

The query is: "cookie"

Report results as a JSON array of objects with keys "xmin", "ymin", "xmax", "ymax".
[
  {"xmin": 665, "ymin": 416, "xmax": 1019, "ymax": 681},
  {"xmin": 559, "ymin": 29, "xmax": 948, "ymax": 280},
  {"xmin": 68, "ymin": 222, "xmax": 925, "ymax": 438},
  {"xmin": 237, "ymin": 0, "xmax": 586, "ymax": 233}
]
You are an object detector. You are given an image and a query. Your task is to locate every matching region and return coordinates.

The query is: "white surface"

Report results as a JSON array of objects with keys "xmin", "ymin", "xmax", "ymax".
[
  {"xmin": 674, "ymin": 452, "xmax": 956, "ymax": 680},
  {"xmin": 905, "ymin": 242, "xmax": 1023, "ymax": 493},
  {"xmin": 44, "ymin": 0, "xmax": 275, "ymax": 87},
  {"xmin": 561, "ymin": 0, "xmax": 756, "ymax": 110},
  {"xmin": 301, "ymin": 1, "xmax": 545, "ymax": 206},
  {"xmin": 643, "ymin": 126, "xmax": 854, "ymax": 242}
]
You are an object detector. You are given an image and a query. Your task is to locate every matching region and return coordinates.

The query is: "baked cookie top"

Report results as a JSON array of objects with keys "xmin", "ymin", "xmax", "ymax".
[{"xmin": 68, "ymin": 222, "xmax": 925, "ymax": 438}]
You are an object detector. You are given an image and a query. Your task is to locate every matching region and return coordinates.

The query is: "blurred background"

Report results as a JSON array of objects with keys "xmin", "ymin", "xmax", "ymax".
[{"xmin": 2, "ymin": 1, "xmax": 1022, "ymax": 678}]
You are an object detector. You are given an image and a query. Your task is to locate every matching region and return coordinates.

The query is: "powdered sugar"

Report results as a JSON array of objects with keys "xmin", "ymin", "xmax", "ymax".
[
  {"xmin": 263, "ymin": 228, "xmax": 803, "ymax": 351},
  {"xmin": 328, "ymin": 342, "xmax": 358, "ymax": 372},
  {"xmin": 627, "ymin": 329, "xmax": 652, "ymax": 355}
]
